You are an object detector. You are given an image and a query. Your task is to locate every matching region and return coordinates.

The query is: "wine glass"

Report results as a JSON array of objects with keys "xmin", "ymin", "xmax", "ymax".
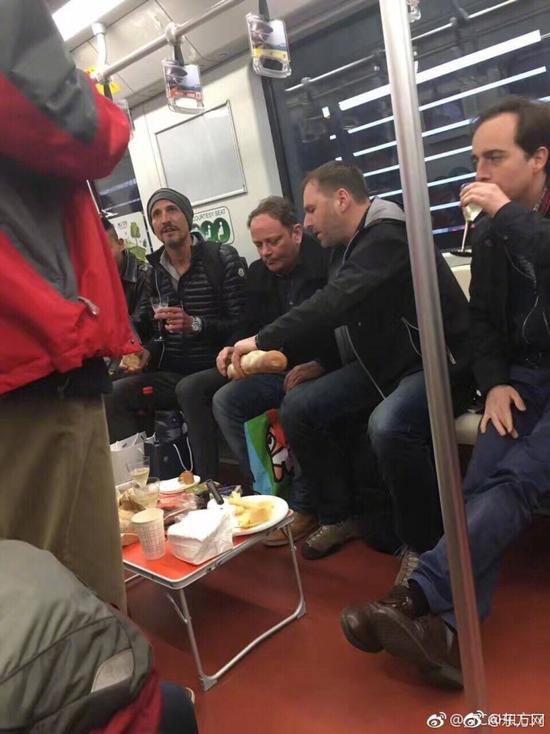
[
  {"xmin": 132, "ymin": 476, "xmax": 160, "ymax": 509},
  {"xmin": 127, "ymin": 457, "xmax": 150, "ymax": 488},
  {"xmin": 150, "ymin": 295, "xmax": 169, "ymax": 341},
  {"xmin": 452, "ymin": 184, "xmax": 482, "ymax": 257}
]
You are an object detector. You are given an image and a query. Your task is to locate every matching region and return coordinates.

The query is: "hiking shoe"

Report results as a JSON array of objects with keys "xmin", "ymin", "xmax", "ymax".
[
  {"xmin": 301, "ymin": 518, "xmax": 361, "ymax": 560},
  {"xmin": 263, "ymin": 512, "xmax": 318, "ymax": 547}
]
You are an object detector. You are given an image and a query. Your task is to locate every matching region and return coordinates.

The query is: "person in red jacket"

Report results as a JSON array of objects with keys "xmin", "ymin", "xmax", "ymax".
[{"xmin": 0, "ymin": 0, "xmax": 139, "ymax": 612}]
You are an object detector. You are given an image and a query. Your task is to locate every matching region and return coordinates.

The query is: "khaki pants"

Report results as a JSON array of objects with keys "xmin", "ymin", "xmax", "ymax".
[{"xmin": 0, "ymin": 395, "xmax": 126, "ymax": 612}]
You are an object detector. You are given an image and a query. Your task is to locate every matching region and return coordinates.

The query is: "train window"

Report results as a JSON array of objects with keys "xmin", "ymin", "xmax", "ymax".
[
  {"xmin": 95, "ymin": 149, "xmax": 142, "ymax": 218},
  {"xmin": 267, "ymin": 0, "xmax": 550, "ymax": 251}
]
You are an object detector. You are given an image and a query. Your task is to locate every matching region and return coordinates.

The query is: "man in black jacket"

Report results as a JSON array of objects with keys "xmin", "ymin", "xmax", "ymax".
[
  {"xmin": 340, "ymin": 97, "xmax": 550, "ymax": 689},
  {"xmin": 101, "ymin": 215, "xmax": 151, "ymax": 340},
  {"xmin": 232, "ymin": 162, "xmax": 472, "ymax": 563},
  {"xmin": 213, "ymin": 196, "xmax": 332, "ymax": 543},
  {"xmin": 105, "ymin": 187, "xmax": 246, "ymax": 480}
]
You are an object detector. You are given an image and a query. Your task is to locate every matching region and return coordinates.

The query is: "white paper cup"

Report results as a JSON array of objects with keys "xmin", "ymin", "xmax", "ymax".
[{"xmin": 132, "ymin": 508, "xmax": 165, "ymax": 560}]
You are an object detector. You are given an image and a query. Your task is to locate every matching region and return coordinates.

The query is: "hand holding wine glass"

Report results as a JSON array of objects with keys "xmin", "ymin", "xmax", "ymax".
[
  {"xmin": 451, "ymin": 182, "xmax": 483, "ymax": 257},
  {"xmin": 150, "ymin": 295, "xmax": 169, "ymax": 341}
]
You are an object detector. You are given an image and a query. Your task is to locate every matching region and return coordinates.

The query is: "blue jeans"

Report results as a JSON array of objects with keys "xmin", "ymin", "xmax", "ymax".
[
  {"xmin": 412, "ymin": 366, "xmax": 550, "ymax": 628},
  {"xmin": 212, "ymin": 373, "xmax": 314, "ymax": 514},
  {"xmin": 279, "ymin": 361, "xmax": 382, "ymax": 524},
  {"xmin": 369, "ymin": 370, "xmax": 447, "ymax": 553}
]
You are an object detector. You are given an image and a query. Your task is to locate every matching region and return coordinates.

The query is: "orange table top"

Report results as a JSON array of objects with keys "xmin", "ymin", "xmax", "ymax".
[{"xmin": 123, "ymin": 511, "xmax": 292, "ymax": 589}]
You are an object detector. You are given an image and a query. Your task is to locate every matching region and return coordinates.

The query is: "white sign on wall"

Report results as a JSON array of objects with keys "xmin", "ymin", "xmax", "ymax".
[
  {"xmin": 111, "ymin": 211, "xmax": 151, "ymax": 257},
  {"xmin": 193, "ymin": 205, "xmax": 234, "ymax": 245}
]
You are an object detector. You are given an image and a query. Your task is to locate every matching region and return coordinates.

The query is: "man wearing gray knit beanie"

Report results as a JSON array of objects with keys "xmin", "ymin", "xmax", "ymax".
[
  {"xmin": 105, "ymin": 186, "xmax": 246, "ymax": 481},
  {"xmin": 146, "ymin": 188, "xmax": 194, "ymax": 235}
]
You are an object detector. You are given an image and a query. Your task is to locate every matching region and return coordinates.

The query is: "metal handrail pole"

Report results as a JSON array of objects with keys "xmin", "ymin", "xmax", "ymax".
[
  {"xmin": 378, "ymin": 0, "xmax": 488, "ymax": 715},
  {"xmin": 94, "ymin": 0, "xmax": 246, "ymax": 83}
]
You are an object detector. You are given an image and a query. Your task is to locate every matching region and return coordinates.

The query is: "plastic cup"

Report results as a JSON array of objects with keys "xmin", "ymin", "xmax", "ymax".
[
  {"xmin": 132, "ymin": 477, "xmax": 160, "ymax": 509},
  {"xmin": 132, "ymin": 508, "xmax": 166, "ymax": 560}
]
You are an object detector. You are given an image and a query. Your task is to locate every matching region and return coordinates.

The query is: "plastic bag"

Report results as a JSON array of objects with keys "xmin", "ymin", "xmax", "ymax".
[{"xmin": 110, "ymin": 432, "xmax": 146, "ymax": 485}]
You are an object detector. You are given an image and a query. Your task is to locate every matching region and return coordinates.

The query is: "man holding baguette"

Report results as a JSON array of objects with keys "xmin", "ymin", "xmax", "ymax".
[
  {"xmin": 213, "ymin": 196, "xmax": 335, "ymax": 544},
  {"xmin": 231, "ymin": 162, "xmax": 473, "ymax": 564}
]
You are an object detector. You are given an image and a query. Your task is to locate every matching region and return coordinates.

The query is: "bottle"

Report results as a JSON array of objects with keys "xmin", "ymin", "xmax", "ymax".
[{"xmin": 139, "ymin": 386, "xmax": 155, "ymax": 437}]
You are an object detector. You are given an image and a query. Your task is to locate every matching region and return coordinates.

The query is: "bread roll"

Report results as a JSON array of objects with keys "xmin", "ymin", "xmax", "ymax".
[
  {"xmin": 121, "ymin": 532, "xmax": 139, "ymax": 547},
  {"xmin": 227, "ymin": 350, "xmax": 287, "ymax": 380},
  {"xmin": 120, "ymin": 353, "xmax": 141, "ymax": 370}
]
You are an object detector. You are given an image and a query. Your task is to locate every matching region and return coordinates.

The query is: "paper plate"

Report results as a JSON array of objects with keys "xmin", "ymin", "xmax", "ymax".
[
  {"xmin": 207, "ymin": 495, "xmax": 288, "ymax": 536},
  {"xmin": 159, "ymin": 475, "xmax": 200, "ymax": 495}
]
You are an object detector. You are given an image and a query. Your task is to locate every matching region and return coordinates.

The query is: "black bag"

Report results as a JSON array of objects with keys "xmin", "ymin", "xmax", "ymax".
[{"xmin": 145, "ymin": 410, "xmax": 193, "ymax": 480}]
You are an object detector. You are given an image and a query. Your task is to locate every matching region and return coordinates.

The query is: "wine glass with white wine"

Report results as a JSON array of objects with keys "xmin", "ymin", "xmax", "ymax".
[
  {"xmin": 126, "ymin": 457, "xmax": 150, "ymax": 488},
  {"xmin": 451, "ymin": 184, "xmax": 483, "ymax": 257}
]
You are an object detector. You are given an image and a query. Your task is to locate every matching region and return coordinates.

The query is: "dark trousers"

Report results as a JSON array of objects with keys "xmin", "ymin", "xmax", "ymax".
[
  {"xmin": 160, "ymin": 682, "xmax": 198, "ymax": 734},
  {"xmin": 368, "ymin": 370, "xmax": 471, "ymax": 553},
  {"xmin": 279, "ymin": 361, "xmax": 382, "ymax": 524},
  {"xmin": 413, "ymin": 366, "xmax": 550, "ymax": 628},
  {"xmin": 104, "ymin": 368, "xmax": 226, "ymax": 481},
  {"xmin": 280, "ymin": 362, "xmax": 467, "ymax": 545}
]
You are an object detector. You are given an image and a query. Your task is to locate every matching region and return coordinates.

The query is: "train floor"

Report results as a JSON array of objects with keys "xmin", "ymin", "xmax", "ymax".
[{"xmin": 127, "ymin": 516, "xmax": 550, "ymax": 734}]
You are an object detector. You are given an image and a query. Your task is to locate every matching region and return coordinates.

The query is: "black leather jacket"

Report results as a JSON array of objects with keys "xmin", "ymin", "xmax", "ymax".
[{"xmin": 469, "ymin": 200, "xmax": 550, "ymax": 395}]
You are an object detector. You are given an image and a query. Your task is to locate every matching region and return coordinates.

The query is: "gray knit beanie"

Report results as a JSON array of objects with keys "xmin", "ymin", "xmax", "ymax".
[{"xmin": 146, "ymin": 188, "xmax": 194, "ymax": 230}]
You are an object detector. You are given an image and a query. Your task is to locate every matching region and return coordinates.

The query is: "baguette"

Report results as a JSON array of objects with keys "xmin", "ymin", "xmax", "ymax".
[{"xmin": 227, "ymin": 350, "xmax": 287, "ymax": 380}]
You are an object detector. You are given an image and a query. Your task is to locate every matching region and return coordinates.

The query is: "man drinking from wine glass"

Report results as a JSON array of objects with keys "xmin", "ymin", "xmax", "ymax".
[{"xmin": 339, "ymin": 96, "xmax": 550, "ymax": 690}]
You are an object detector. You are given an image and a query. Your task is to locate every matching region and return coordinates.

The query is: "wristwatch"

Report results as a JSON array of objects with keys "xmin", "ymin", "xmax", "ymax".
[{"xmin": 190, "ymin": 316, "xmax": 203, "ymax": 334}]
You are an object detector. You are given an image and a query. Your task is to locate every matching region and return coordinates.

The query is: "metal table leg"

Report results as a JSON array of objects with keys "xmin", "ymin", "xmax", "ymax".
[{"xmin": 165, "ymin": 525, "xmax": 306, "ymax": 691}]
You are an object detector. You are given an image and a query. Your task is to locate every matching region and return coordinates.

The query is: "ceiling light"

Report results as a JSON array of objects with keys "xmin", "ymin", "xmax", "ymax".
[
  {"xmin": 430, "ymin": 201, "xmax": 461, "ymax": 212},
  {"xmin": 363, "ymin": 145, "xmax": 471, "ymax": 179},
  {"xmin": 346, "ymin": 67, "xmax": 546, "ymax": 136},
  {"xmin": 377, "ymin": 172, "xmax": 476, "ymax": 199},
  {"xmin": 353, "ymin": 119, "xmax": 472, "ymax": 159},
  {"xmin": 339, "ymin": 30, "xmax": 541, "ymax": 111},
  {"xmin": 53, "ymin": 0, "xmax": 127, "ymax": 41}
]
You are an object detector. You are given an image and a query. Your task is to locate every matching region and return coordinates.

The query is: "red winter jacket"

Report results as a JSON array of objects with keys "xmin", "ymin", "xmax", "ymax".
[{"xmin": 0, "ymin": 0, "xmax": 139, "ymax": 395}]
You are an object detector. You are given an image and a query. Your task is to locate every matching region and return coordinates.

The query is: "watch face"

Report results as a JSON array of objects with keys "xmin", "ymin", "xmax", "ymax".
[{"xmin": 191, "ymin": 317, "xmax": 201, "ymax": 332}]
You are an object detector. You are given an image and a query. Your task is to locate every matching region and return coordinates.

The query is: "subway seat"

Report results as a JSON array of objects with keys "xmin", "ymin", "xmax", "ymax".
[{"xmin": 450, "ymin": 260, "xmax": 481, "ymax": 446}]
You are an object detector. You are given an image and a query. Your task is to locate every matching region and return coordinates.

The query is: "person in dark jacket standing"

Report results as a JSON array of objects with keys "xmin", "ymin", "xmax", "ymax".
[
  {"xmin": 340, "ymin": 97, "xmax": 550, "ymax": 689},
  {"xmin": 105, "ymin": 187, "xmax": 246, "ymax": 479},
  {"xmin": 232, "ymin": 162, "xmax": 473, "ymax": 564},
  {"xmin": 214, "ymin": 196, "xmax": 333, "ymax": 543},
  {"xmin": 0, "ymin": 0, "xmax": 135, "ymax": 615},
  {"xmin": 101, "ymin": 215, "xmax": 151, "ymax": 340}
]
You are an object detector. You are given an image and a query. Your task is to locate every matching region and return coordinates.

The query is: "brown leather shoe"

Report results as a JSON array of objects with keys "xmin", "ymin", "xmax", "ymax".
[
  {"xmin": 373, "ymin": 605, "xmax": 463, "ymax": 689},
  {"xmin": 263, "ymin": 511, "xmax": 317, "ymax": 547},
  {"xmin": 341, "ymin": 585, "xmax": 417, "ymax": 654}
]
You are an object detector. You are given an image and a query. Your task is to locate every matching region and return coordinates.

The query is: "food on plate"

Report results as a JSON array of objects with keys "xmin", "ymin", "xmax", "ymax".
[
  {"xmin": 178, "ymin": 470, "xmax": 195, "ymax": 485},
  {"xmin": 118, "ymin": 491, "xmax": 145, "ymax": 540},
  {"xmin": 227, "ymin": 491, "xmax": 273, "ymax": 529},
  {"xmin": 121, "ymin": 532, "xmax": 139, "ymax": 547},
  {"xmin": 118, "ymin": 509, "xmax": 136, "ymax": 533},
  {"xmin": 227, "ymin": 350, "xmax": 287, "ymax": 380}
]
